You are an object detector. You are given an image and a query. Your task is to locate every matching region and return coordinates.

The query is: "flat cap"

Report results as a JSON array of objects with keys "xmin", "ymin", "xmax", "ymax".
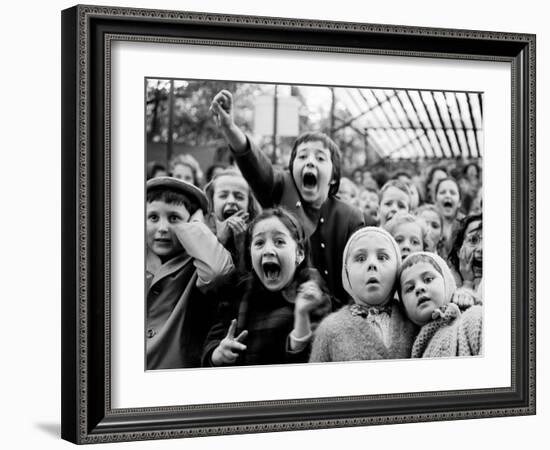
[{"xmin": 146, "ymin": 176, "xmax": 208, "ymax": 213}]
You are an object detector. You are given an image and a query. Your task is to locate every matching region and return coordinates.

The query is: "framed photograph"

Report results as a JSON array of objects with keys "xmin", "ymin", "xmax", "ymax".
[{"xmin": 61, "ymin": 4, "xmax": 536, "ymax": 444}]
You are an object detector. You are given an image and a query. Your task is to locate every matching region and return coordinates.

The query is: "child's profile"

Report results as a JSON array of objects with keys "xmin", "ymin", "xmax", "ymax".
[{"xmin": 399, "ymin": 252, "xmax": 482, "ymax": 358}]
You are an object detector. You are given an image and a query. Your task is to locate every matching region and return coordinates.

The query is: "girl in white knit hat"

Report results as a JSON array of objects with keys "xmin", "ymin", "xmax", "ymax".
[
  {"xmin": 399, "ymin": 252, "xmax": 482, "ymax": 358},
  {"xmin": 309, "ymin": 227, "xmax": 417, "ymax": 362}
]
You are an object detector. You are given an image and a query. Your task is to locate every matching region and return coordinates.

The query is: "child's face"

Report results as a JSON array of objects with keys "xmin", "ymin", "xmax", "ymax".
[
  {"xmin": 418, "ymin": 210, "xmax": 442, "ymax": 248},
  {"xmin": 407, "ymin": 184, "xmax": 420, "ymax": 210},
  {"xmin": 460, "ymin": 219, "xmax": 483, "ymax": 279},
  {"xmin": 392, "ymin": 222, "xmax": 423, "ymax": 261},
  {"xmin": 435, "ymin": 180, "xmax": 460, "ymax": 219},
  {"xmin": 360, "ymin": 190, "xmax": 378, "ymax": 212},
  {"xmin": 250, "ymin": 217, "xmax": 303, "ymax": 292},
  {"xmin": 338, "ymin": 183, "xmax": 358, "ymax": 207},
  {"xmin": 379, "ymin": 187, "xmax": 409, "ymax": 224},
  {"xmin": 362, "ymin": 171, "xmax": 376, "ymax": 188},
  {"xmin": 429, "ymin": 169, "xmax": 447, "ymax": 199},
  {"xmin": 212, "ymin": 174, "xmax": 250, "ymax": 221},
  {"xmin": 400, "ymin": 261, "xmax": 446, "ymax": 326},
  {"xmin": 146, "ymin": 201, "xmax": 190, "ymax": 261},
  {"xmin": 291, "ymin": 140, "xmax": 333, "ymax": 208},
  {"xmin": 346, "ymin": 234, "xmax": 398, "ymax": 307},
  {"xmin": 172, "ymin": 163, "xmax": 195, "ymax": 186},
  {"xmin": 466, "ymin": 165, "xmax": 479, "ymax": 180}
]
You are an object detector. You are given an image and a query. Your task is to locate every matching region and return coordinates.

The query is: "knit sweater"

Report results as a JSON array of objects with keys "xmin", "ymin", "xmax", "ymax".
[
  {"xmin": 411, "ymin": 304, "xmax": 483, "ymax": 358},
  {"xmin": 309, "ymin": 302, "xmax": 418, "ymax": 362}
]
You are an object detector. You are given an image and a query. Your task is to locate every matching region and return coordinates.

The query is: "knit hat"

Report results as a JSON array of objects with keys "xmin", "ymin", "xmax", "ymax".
[
  {"xmin": 341, "ymin": 226, "xmax": 402, "ymax": 304},
  {"xmin": 398, "ymin": 251, "xmax": 456, "ymax": 304}
]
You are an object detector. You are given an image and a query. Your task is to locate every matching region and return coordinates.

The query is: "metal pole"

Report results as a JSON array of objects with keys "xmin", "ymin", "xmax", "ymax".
[
  {"xmin": 272, "ymin": 85, "xmax": 278, "ymax": 164},
  {"xmin": 166, "ymin": 79, "xmax": 175, "ymax": 164},
  {"xmin": 330, "ymin": 88, "xmax": 335, "ymax": 138}
]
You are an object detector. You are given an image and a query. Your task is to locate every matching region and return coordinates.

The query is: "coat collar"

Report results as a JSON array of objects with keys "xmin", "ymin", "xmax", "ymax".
[{"xmin": 148, "ymin": 252, "xmax": 193, "ymax": 286}]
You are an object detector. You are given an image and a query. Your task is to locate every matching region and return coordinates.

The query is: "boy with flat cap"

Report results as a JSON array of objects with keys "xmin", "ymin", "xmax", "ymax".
[{"xmin": 146, "ymin": 176, "xmax": 234, "ymax": 369}]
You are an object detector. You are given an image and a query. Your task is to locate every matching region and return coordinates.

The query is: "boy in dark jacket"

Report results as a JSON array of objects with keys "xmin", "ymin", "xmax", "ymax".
[{"xmin": 210, "ymin": 90, "xmax": 365, "ymax": 308}]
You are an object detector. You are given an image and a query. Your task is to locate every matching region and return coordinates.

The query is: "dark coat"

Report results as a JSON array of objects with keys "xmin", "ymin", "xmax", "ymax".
[
  {"xmin": 201, "ymin": 268, "xmax": 331, "ymax": 367},
  {"xmin": 146, "ymin": 254, "xmax": 217, "ymax": 369},
  {"xmin": 232, "ymin": 139, "xmax": 365, "ymax": 308}
]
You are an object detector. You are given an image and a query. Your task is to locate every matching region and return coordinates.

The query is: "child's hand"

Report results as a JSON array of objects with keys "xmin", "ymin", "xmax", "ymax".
[
  {"xmin": 215, "ymin": 217, "xmax": 231, "ymax": 245},
  {"xmin": 211, "ymin": 319, "xmax": 248, "ymax": 366},
  {"xmin": 452, "ymin": 286, "xmax": 477, "ymax": 310},
  {"xmin": 459, "ymin": 246, "xmax": 475, "ymax": 284},
  {"xmin": 295, "ymin": 281, "xmax": 323, "ymax": 316},
  {"xmin": 216, "ymin": 211, "xmax": 249, "ymax": 244},
  {"xmin": 189, "ymin": 208, "xmax": 205, "ymax": 223},
  {"xmin": 226, "ymin": 210, "xmax": 249, "ymax": 237},
  {"xmin": 210, "ymin": 90, "xmax": 234, "ymax": 129},
  {"xmin": 209, "ymin": 90, "xmax": 248, "ymax": 153}
]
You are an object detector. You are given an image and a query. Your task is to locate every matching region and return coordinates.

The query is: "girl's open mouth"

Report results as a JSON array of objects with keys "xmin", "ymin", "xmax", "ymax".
[
  {"xmin": 222, "ymin": 206, "xmax": 239, "ymax": 219},
  {"xmin": 262, "ymin": 261, "xmax": 281, "ymax": 281},
  {"xmin": 443, "ymin": 200, "xmax": 454, "ymax": 208}
]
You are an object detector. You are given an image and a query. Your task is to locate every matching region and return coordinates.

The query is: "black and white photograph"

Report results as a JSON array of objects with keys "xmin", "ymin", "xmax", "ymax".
[
  {"xmin": 145, "ymin": 79, "xmax": 484, "ymax": 370},
  {"xmin": 54, "ymin": 2, "xmax": 538, "ymax": 446}
]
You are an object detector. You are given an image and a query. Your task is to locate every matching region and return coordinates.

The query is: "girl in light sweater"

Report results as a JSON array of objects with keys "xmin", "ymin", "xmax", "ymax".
[
  {"xmin": 309, "ymin": 227, "xmax": 417, "ymax": 362},
  {"xmin": 399, "ymin": 252, "xmax": 482, "ymax": 358}
]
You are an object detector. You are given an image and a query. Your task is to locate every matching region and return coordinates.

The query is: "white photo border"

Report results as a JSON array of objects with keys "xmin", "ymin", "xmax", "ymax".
[{"xmin": 110, "ymin": 39, "xmax": 511, "ymax": 409}]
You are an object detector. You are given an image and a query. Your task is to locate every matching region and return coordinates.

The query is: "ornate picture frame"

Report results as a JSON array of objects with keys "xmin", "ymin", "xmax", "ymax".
[{"xmin": 61, "ymin": 4, "xmax": 535, "ymax": 444}]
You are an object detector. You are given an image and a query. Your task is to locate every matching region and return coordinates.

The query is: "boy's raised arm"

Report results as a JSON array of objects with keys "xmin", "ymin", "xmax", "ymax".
[{"xmin": 211, "ymin": 89, "xmax": 282, "ymax": 208}]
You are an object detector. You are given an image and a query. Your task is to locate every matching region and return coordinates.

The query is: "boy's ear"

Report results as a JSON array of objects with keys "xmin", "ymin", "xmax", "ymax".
[{"xmin": 296, "ymin": 248, "xmax": 305, "ymax": 266}]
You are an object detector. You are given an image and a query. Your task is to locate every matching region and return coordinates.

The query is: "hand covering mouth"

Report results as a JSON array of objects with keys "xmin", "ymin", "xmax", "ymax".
[
  {"xmin": 262, "ymin": 261, "xmax": 281, "ymax": 281},
  {"xmin": 302, "ymin": 170, "xmax": 318, "ymax": 190},
  {"xmin": 222, "ymin": 205, "xmax": 239, "ymax": 219}
]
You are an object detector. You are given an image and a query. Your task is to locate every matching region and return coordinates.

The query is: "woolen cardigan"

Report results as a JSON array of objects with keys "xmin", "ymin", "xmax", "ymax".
[
  {"xmin": 411, "ymin": 304, "xmax": 483, "ymax": 358},
  {"xmin": 309, "ymin": 302, "xmax": 418, "ymax": 362}
]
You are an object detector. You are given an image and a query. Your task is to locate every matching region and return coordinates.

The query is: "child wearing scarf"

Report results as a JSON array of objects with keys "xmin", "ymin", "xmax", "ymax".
[
  {"xmin": 309, "ymin": 227, "xmax": 417, "ymax": 362},
  {"xmin": 399, "ymin": 252, "xmax": 483, "ymax": 358}
]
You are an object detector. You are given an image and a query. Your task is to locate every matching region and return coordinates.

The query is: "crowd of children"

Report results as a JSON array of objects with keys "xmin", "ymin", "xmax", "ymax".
[{"xmin": 144, "ymin": 89, "xmax": 484, "ymax": 370}]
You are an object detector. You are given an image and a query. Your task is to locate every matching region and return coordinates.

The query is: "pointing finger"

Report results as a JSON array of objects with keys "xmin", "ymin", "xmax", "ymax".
[{"xmin": 226, "ymin": 318, "xmax": 237, "ymax": 339}]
